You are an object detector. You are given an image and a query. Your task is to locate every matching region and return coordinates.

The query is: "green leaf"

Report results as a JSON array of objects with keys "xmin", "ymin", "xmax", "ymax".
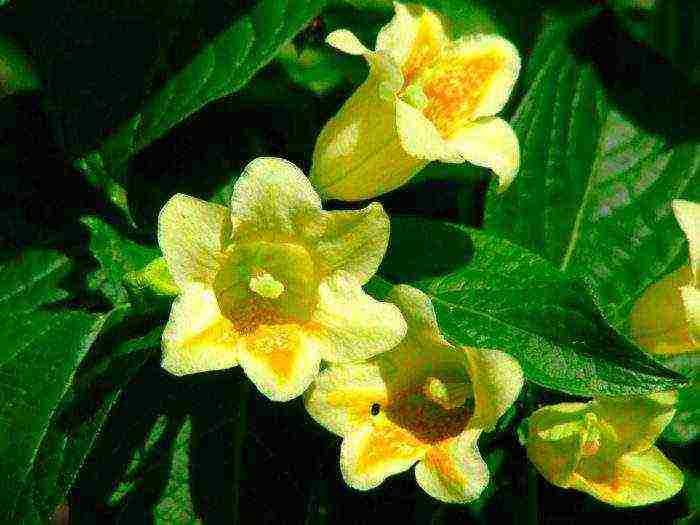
[
  {"xmin": 82, "ymin": 216, "xmax": 160, "ymax": 306},
  {"xmin": 484, "ymin": 11, "xmax": 700, "ymax": 329},
  {"xmin": 74, "ymin": 364, "xmax": 249, "ymax": 523},
  {"xmin": 0, "ymin": 33, "xmax": 40, "ymax": 97},
  {"xmin": 611, "ymin": 0, "xmax": 700, "ymax": 82},
  {"xmin": 75, "ymin": 0, "xmax": 325, "ymax": 219},
  {"xmin": 0, "ymin": 250, "xmax": 107, "ymax": 522},
  {"xmin": 376, "ymin": 217, "xmax": 685, "ymax": 397},
  {"xmin": 16, "ymin": 310, "xmax": 162, "ymax": 523},
  {"xmin": 662, "ymin": 353, "xmax": 700, "ymax": 444}
]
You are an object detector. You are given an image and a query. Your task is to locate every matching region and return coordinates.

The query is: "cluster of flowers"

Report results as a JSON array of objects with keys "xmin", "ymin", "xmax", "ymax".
[{"xmin": 151, "ymin": 3, "xmax": 691, "ymax": 507}]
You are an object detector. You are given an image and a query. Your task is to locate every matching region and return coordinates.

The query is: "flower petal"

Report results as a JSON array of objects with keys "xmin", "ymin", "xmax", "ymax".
[
  {"xmin": 448, "ymin": 117, "xmax": 520, "ymax": 191},
  {"xmin": 414, "ymin": 429, "xmax": 488, "ymax": 503},
  {"xmin": 311, "ymin": 44, "xmax": 419, "ymax": 201},
  {"xmin": 158, "ymin": 194, "xmax": 230, "ymax": 287},
  {"xmin": 311, "ymin": 272, "xmax": 407, "ymax": 363},
  {"xmin": 526, "ymin": 403, "xmax": 590, "ymax": 486},
  {"xmin": 444, "ymin": 34, "xmax": 520, "ymax": 120},
  {"xmin": 673, "ymin": 199, "xmax": 700, "ymax": 286},
  {"xmin": 396, "ymin": 98, "xmax": 462, "ymax": 163},
  {"xmin": 340, "ymin": 418, "xmax": 427, "ymax": 490},
  {"xmin": 161, "ymin": 283, "xmax": 240, "ymax": 376},
  {"xmin": 465, "ymin": 346, "xmax": 524, "ymax": 431},
  {"xmin": 326, "ymin": 29, "xmax": 403, "ymax": 98},
  {"xmin": 591, "ymin": 391, "xmax": 678, "ymax": 455},
  {"xmin": 304, "ymin": 362, "xmax": 388, "ymax": 436},
  {"xmin": 681, "ymin": 284, "xmax": 700, "ymax": 344},
  {"xmin": 571, "ymin": 447, "xmax": 684, "ymax": 507},
  {"xmin": 238, "ymin": 323, "xmax": 322, "ymax": 402},
  {"xmin": 630, "ymin": 265, "xmax": 697, "ymax": 354},
  {"xmin": 382, "ymin": 285, "xmax": 468, "ymax": 392},
  {"xmin": 376, "ymin": 3, "xmax": 447, "ymax": 82},
  {"xmin": 230, "ymin": 157, "xmax": 322, "ymax": 241},
  {"xmin": 327, "ymin": 28, "xmax": 371, "ymax": 55},
  {"xmin": 313, "ymin": 202, "xmax": 390, "ymax": 285}
]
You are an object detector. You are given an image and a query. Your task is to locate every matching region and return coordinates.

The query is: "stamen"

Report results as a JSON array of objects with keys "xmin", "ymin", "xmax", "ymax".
[
  {"xmin": 581, "ymin": 413, "xmax": 602, "ymax": 457},
  {"xmin": 249, "ymin": 272, "xmax": 285, "ymax": 299},
  {"xmin": 401, "ymin": 84, "xmax": 429, "ymax": 110},
  {"xmin": 423, "ymin": 376, "xmax": 470, "ymax": 410}
]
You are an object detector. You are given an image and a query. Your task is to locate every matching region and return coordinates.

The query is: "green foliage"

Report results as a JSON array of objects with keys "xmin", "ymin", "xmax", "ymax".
[
  {"xmin": 1, "ymin": 0, "xmax": 698, "ymax": 523},
  {"xmin": 0, "ymin": 251, "xmax": 107, "ymax": 522},
  {"xmin": 82, "ymin": 216, "xmax": 160, "ymax": 305},
  {"xmin": 375, "ymin": 217, "xmax": 685, "ymax": 397},
  {"xmin": 485, "ymin": 10, "xmax": 700, "ymax": 329},
  {"xmin": 75, "ymin": 0, "xmax": 326, "ymax": 219},
  {"xmin": 0, "ymin": 33, "xmax": 40, "ymax": 97},
  {"xmin": 663, "ymin": 353, "xmax": 700, "ymax": 444}
]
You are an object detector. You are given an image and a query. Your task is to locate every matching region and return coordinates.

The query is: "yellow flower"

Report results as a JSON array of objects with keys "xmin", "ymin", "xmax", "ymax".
[
  {"xmin": 305, "ymin": 285, "xmax": 524, "ymax": 502},
  {"xmin": 310, "ymin": 2, "xmax": 521, "ymax": 201},
  {"xmin": 630, "ymin": 199, "xmax": 700, "ymax": 354},
  {"xmin": 525, "ymin": 392, "xmax": 683, "ymax": 507},
  {"xmin": 157, "ymin": 157, "xmax": 407, "ymax": 401}
]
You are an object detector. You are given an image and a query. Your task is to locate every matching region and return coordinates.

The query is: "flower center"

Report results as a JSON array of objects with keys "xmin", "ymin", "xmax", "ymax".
[
  {"xmin": 248, "ymin": 272, "xmax": 285, "ymax": 299},
  {"xmin": 422, "ymin": 376, "xmax": 470, "ymax": 410}
]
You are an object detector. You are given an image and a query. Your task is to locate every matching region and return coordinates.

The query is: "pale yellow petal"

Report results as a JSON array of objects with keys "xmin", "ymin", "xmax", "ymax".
[
  {"xmin": 448, "ymin": 117, "xmax": 520, "ymax": 191},
  {"xmin": 382, "ymin": 285, "xmax": 467, "ymax": 393},
  {"xmin": 448, "ymin": 34, "xmax": 520, "ymax": 119},
  {"xmin": 161, "ymin": 283, "xmax": 240, "ymax": 376},
  {"xmin": 238, "ymin": 323, "xmax": 322, "ymax": 402},
  {"xmin": 230, "ymin": 157, "xmax": 322, "ymax": 241},
  {"xmin": 158, "ymin": 194, "xmax": 230, "ymax": 287},
  {"xmin": 376, "ymin": 3, "xmax": 447, "ymax": 77},
  {"xmin": 310, "ymin": 49, "xmax": 421, "ymax": 201},
  {"xmin": 327, "ymin": 29, "xmax": 371, "ymax": 56},
  {"xmin": 571, "ymin": 447, "xmax": 684, "ymax": 507},
  {"xmin": 465, "ymin": 346, "xmax": 524, "ymax": 431},
  {"xmin": 526, "ymin": 403, "xmax": 590, "ymax": 486},
  {"xmin": 304, "ymin": 362, "xmax": 388, "ymax": 436},
  {"xmin": 681, "ymin": 284, "xmax": 700, "ymax": 343},
  {"xmin": 312, "ymin": 202, "xmax": 390, "ymax": 285},
  {"xmin": 396, "ymin": 98, "xmax": 462, "ymax": 163},
  {"xmin": 630, "ymin": 265, "xmax": 698, "ymax": 355},
  {"xmin": 672, "ymin": 199, "xmax": 700, "ymax": 286},
  {"xmin": 592, "ymin": 391, "xmax": 678, "ymax": 454},
  {"xmin": 386, "ymin": 284, "xmax": 446, "ymax": 344},
  {"xmin": 311, "ymin": 272, "xmax": 407, "ymax": 363},
  {"xmin": 414, "ymin": 429, "xmax": 488, "ymax": 503},
  {"xmin": 340, "ymin": 417, "xmax": 427, "ymax": 490}
]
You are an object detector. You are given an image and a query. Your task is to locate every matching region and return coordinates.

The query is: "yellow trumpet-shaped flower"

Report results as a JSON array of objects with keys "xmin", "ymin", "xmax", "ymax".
[
  {"xmin": 310, "ymin": 2, "xmax": 521, "ymax": 201},
  {"xmin": 631, "ymin": 199, "xmax": 700, "ymax": 354},
  {"xmin": 158, "ymin": 157, "xmax": 407, "ymax": 401},
  {"xmin": 305, "ymin": 285, "xmax": 524, "ymax": 502},
  {"xmin": 525, "ymin": 392, "xmax": 684, "ymax": 507}
]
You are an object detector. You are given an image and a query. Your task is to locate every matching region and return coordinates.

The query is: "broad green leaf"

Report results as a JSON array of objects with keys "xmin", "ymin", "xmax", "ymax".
[
  {"xmin": 0, "ymin": 250, "xmax": 107, "ymax": 522},
  {"xmin": 16, "ymin": 311, "xmax": 162, "ymax": 523},
  {"xmin": 484, "ymin": 11, "xmax": 700, "ymax": 329},
  {"xmin": 374, "ymin": 217, "xmax": 685, "ymax": 397},
  {"xmin": 75, "ymin": 0, "xmax": 325, "ymax": 218},
  {"xmin": 82, "ymin": 216, "xmax": 160, "ymax": 305}
]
